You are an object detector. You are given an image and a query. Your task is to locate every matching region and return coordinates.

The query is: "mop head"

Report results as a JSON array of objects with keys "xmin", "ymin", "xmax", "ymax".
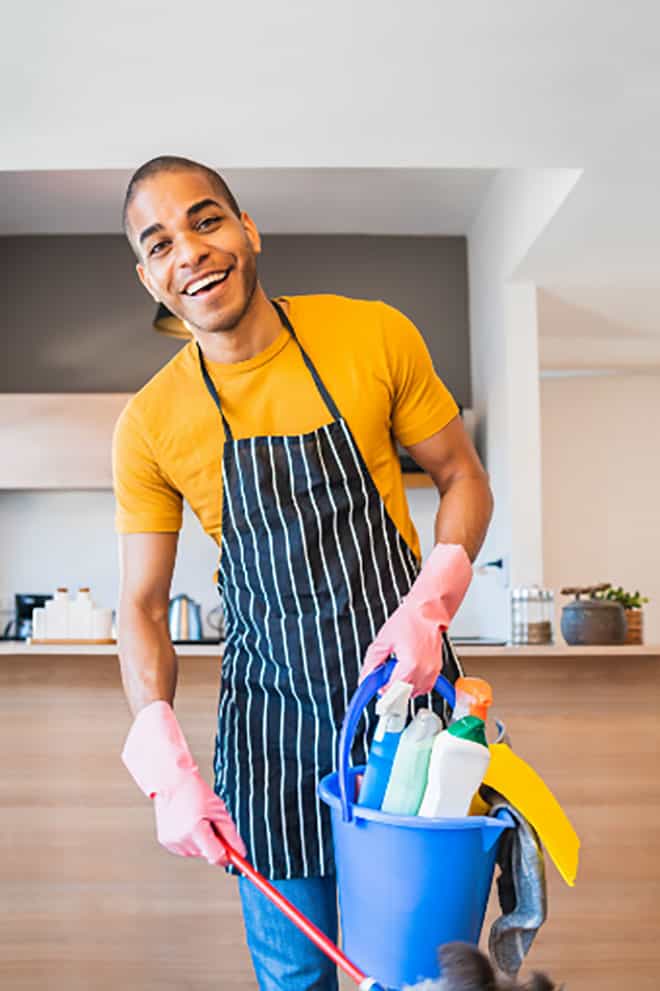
[{"xmin": 404, "ymin": 943, "xmax": 558, "ymax": 991}]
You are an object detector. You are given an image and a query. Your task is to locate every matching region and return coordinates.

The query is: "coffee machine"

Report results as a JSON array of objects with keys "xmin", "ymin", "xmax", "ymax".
[{"xmin": 2, "ymin": 594, "xmax": 53, "ymax": 640}]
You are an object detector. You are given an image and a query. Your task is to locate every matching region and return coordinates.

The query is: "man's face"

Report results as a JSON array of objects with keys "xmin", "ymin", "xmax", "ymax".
[{"xmin": 127, "ymin": 169, "xmax": 260, "ymax": 335}]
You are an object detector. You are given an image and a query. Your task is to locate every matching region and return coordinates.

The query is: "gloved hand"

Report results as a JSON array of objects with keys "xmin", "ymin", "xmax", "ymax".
[
  {"xmin": 360, "ymin": 543, "xmax": 472, "ymax": 696},
  {"xmin": 121, "ymin": 700, "xmax": 246, "ymax": 866}
]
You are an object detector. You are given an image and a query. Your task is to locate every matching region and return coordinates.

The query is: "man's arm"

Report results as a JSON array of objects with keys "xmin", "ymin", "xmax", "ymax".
[
  {"xmin": 360, "ymin": 415, "xmax": 492, "ymax": 694},
  {"xmin": 118, "ymin": 532, "xmax": 179, "ymax": 716},
  {"xmin": 118, "ymin": 529, "xmax": 246, "ymax": 863},
  {"xmin": 404, "ymin": 415, "xmax": 493, "ymax": 562}
]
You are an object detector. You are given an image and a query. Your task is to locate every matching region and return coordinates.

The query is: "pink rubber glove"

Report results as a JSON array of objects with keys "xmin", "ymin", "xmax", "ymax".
[
  {"xmin": 121, "ymin": 700, "xmax": 246, "ymax": 866},
  {"xmin": 359, "ymin": 543, "xmax": 472, "ymax": 696}
]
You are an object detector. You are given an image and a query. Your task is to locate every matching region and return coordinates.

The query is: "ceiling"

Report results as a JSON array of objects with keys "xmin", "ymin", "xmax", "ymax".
[{"xmin": 3, "ymin": 1, "xmax": 659, "ymax": 356}]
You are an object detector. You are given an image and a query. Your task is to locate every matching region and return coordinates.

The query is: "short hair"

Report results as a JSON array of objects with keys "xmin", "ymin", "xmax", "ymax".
[{"xmin": 122, "ymin": 155, "xmax": 241, "ymax": 251}]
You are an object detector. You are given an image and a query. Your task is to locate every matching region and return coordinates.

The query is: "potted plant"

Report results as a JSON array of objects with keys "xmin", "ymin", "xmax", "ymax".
[{"xmin": 593, "ymin": 585, "xmax": 649, "ymax": 645}]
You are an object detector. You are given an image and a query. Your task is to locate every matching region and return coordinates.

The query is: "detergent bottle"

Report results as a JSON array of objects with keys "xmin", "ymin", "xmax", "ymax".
[
  {"xmin": 357, "ymin": 680, "xmax": 412, "ymax": 810},
  {"xmin": 418, "ymin": 677, "xmax": 493, "ymax": 818},
  {"xmin": 380, "ymin": 707, "xmax": 442, "ymax": 816}
]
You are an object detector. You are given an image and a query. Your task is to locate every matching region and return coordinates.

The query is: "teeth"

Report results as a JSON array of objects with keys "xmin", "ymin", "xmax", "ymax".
[{"xmin": 185, "ymin": 270, "xmax": 229, "ymax": 295}]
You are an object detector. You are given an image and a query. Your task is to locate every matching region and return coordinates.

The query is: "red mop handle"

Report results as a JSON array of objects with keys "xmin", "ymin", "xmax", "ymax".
[{"xmin": 214, "ymin": 831, "xmax": 383, "ymax": 990}]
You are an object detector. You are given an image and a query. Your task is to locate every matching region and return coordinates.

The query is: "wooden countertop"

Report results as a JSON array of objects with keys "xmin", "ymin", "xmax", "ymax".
[{"xmin": 2, "ymin": 641, "xmax": 659, "ymax": 659}]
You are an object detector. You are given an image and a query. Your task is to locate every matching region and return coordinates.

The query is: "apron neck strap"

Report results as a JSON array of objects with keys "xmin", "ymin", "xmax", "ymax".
[
  {"xmin": 271, "ymin": 300, "xmax": 343, "ymax": 422},
  {"xmin": 197, "ymin": 299, "xmax": 343, "ymax": 439},
  {"xmin": 197, "ymin": 342, "xmax": 234, "ymax": 440}
]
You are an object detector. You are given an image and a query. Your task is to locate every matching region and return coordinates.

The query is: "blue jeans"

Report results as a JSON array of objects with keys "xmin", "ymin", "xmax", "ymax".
[{"xmin": 238, "ymin": 875, "xmax": 339, "ymax": 991}]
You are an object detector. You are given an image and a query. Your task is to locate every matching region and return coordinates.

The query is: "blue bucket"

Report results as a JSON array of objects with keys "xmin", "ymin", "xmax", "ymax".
[{"xmin": 318, "ymin": 660, "xmax": 513, "ymax": 990}]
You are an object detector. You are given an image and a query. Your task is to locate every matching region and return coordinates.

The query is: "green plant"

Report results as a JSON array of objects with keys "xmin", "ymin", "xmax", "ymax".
[{"xmin": 593, "ymin": 585, "xmax": 649, "ymax": 609}]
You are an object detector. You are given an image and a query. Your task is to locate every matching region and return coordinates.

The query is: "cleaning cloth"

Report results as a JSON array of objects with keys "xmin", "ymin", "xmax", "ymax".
[{"xmin": 484, "ymin": 785, "xmax": 548, "ymax": 977}]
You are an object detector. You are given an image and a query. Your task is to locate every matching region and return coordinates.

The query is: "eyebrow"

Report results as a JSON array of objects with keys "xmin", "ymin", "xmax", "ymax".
[
  {"xmin": 138, "ymin": 199, "xmax": 225, "ymax": 247},
  {"xmin": 187, "ymin": 197, "xmax": 224, "ymax": 218},
  {"xmin": 138, "ymin": 222, "xmax": 164, "ymax": 247}
]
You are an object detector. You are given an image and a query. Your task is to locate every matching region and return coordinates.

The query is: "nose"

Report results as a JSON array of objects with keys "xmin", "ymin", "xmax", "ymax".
[{"xmin": 175, "ymin": 230, "xmax": 209, "ymax": 272}]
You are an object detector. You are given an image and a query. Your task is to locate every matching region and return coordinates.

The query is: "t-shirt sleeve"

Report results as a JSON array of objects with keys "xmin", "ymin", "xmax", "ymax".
[
  {"xmin": 112, "ymin": 400, "xmax": 183, "ymax": 534},
  {"xmin": 381, "ymin": 303, "xmax": 459, "ymax": 447}
]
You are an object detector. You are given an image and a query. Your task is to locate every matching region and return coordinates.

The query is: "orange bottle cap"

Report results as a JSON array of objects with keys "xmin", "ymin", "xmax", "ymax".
[{"xmin": 455, "ymin": 676, "xmax": 493, "ymax": 721}]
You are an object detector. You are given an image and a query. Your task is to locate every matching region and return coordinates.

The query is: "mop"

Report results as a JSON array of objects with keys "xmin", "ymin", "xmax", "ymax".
[{"xmin": 215, "ymin": 830, "xmax": 386, "ymax": 991}]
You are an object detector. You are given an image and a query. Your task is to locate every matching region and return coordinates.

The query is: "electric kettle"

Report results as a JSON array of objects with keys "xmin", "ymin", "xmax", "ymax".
[{"xmin": 168, "ymin": 594, "xmax": 203, "ymax": 641}]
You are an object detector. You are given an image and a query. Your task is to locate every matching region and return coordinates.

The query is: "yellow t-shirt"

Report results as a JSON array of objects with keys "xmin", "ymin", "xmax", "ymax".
[{"xmin": 112, "ymin": 294, "xmax": 458, "ymax": 560}]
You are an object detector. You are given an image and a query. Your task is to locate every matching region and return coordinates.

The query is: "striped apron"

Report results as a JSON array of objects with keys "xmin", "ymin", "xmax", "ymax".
[{"xmin": 198, "ymin": 300, "xmax": 463, "ymax": 879}]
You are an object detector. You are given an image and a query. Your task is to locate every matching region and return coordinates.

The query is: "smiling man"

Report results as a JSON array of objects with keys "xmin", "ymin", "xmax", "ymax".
[{"xmin": 115, "ymin": 155, "xmax": 493, "ymax": 991}]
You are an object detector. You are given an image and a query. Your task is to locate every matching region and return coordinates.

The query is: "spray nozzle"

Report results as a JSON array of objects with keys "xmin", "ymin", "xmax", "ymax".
[
  {"xmin": 452, "ymin": 677, "xmax": 493, "ymax": 722},
  {"xmin": 373, "ymin": 680, "xmax": 413, "ymax": 738},
  {"xmin": 375, "ymin": 680, "xmax": 413, "ymax": 717}
]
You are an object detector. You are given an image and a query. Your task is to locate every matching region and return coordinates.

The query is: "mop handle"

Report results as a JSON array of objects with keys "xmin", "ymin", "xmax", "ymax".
[{"xmin": 213, "ymin": 830, "xmax": 385, "ymax": 990}]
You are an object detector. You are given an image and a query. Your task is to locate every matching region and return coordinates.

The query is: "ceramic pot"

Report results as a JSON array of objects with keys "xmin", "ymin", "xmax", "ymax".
[{"xmin": 560, "ymin": 588, "xmax": 627, "ymax": 645}]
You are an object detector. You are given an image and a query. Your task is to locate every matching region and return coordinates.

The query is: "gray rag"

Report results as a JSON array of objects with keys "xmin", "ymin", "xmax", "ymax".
[{"xmin": 484, "ymin": 783, "xmax": 548, "ymax": 977}]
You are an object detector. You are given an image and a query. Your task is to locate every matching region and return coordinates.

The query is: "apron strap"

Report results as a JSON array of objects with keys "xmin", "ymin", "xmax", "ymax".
[
  {"xmin": 197, "ymin": 299, "xmax": 343, "ymax": 437},
  {"xmin": 197, "ymin": 343, "xmax": 234, "ymax": 440},
  {"xmin": 271, "ymin": 300, "xmax": 343, "ymax": 423}
]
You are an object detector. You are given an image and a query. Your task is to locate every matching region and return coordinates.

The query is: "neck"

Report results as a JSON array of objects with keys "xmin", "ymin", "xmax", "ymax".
[{"xmin": 193, "ymin": 286, "xmax": 286, "ymax": 364}]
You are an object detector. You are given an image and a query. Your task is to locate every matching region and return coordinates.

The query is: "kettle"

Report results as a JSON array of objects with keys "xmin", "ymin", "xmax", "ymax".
[{"xmin": 168, "ymin": 594, "xmax": 203, "ymax": 641}]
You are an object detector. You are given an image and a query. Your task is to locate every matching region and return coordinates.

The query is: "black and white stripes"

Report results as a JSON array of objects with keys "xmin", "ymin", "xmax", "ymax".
[{"xmin": 200, "ymin": 304, "xmax": 462, "ymax": 879}]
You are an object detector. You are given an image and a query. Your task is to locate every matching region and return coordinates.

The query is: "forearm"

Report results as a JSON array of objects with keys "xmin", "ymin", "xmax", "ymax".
[
  {"xmin": 118, "ymin": 600, "xmax": 178, "ymax": 716},
  {"xmin": 433, "ymin": 473, "xmax": 493, "ymax": 562}
]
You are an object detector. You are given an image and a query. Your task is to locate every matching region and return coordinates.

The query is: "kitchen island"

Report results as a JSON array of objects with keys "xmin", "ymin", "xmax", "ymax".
[{"xmin": 2, "ymin": 643, "xmax": 659, "ymax": 991}]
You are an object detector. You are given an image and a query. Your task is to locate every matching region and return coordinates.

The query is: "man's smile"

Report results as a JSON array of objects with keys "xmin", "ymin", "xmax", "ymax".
[{"xmin": 181, "ymin": 267, "xmax": 233, "ymax": 297}]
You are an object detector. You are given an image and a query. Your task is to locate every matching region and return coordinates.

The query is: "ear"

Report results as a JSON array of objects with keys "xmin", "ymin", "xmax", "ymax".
[
  {"xmin": 240, "ymin": 211, "xmax": 262, "ymax": 255},
  {"xmin": 438, "ymin": 942, "xmax": 496, "ymax": 989},
  {"xmin": 136, "ymin": 262, "xmax": 161, "ymax": 303}
]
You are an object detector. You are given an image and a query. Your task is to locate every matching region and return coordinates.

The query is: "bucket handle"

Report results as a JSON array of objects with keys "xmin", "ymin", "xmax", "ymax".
[{"xmin": 338, "ymin": 658, "xmax": 456, "ymax": 823}]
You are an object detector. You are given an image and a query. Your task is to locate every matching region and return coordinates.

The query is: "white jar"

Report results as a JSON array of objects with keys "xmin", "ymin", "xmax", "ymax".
[
  {"xmin": 45, "ymin": 588, "xmax": 70, "ymax": 639},
  {"xmin": 69, "ymin": 587, "xmax": 94, "ymax": 639},
  {"xmin": 91, "ymin": 607, "xmax": 113, "ymax": 640},
  {"xmin": 32, "ymin": 607, "xmax": 47, "ymax": 640}
]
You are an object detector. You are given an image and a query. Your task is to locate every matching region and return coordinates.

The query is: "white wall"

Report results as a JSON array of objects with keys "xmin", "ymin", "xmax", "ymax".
[
  {"xmin": 540, "ymin": 373, "xmax": 660, "ymax": 643},
  {"xmin": 3, "ymin": 489, "xmax": 489, "ymax": 637},
  {"xmin": 467, "ymin": 168, "xmax": 582, "ymax": 638},
  {"xmin": 0, "ymin": 493, "xmax": 219, "ymax": 637}
]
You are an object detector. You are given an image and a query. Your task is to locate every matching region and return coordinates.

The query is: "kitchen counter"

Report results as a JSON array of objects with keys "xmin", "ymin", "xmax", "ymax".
[
  {"xmin": 3, "ymin": 644, "xmax": 660, "ymax": 990},
  {"xmin": 2, "ymin": 640, "xmax": 660, "ymax": 658}
]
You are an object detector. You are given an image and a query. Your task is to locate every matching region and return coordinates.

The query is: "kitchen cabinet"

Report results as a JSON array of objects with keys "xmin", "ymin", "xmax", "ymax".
[
  {"xmin": 0, "ymin": 394, "xmax": 130, "ymax": 488},
  {"xmin": 3, "ymin": 644, "xmax": 659, "ymax": 990}
]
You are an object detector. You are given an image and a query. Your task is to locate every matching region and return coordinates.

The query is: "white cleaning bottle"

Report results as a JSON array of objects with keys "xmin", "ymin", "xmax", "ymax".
[
  {"xmin": 357, "ymin": 680, "xmax": 412, "ymax": 811},
  {"xmin": 418, "ymin": 677, "xmax": 493, "ymax": 819},
  {"xmin": 381, "ymin": 707, "xmax": 442, "ymax": 816}
]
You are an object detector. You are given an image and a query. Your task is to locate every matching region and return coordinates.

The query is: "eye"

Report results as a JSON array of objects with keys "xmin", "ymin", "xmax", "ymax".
[
  {"xmin": 149, "ymin": 239, "xmax": 170, "ymax": 257},
  {"xmin": 197, "ymin": 215, "xmax": 222, "ymax": 230}
]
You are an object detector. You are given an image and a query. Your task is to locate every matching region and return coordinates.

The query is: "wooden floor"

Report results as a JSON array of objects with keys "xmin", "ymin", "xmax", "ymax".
[{"xmin": 2, "ymin": 652, "xmax": 659, "ymax": 989}]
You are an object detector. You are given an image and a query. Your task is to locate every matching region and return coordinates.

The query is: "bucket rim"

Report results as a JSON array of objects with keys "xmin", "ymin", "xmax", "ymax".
[{"xmin": 318, "ymin": 769, "xmax": 514, "ymax": 832}]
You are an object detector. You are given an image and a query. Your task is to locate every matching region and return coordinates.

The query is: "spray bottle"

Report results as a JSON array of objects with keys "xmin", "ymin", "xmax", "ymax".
[
  {"xmin": 380, "ymin": 707, "xmax": 442, "ymax": 816},
  {"xmin": 357, "ymin": 680, "xmax": 412, "ymax": 811},
  {"xmin": 418, "ymin": 677, "xmax": 493, "ymax": 818}
]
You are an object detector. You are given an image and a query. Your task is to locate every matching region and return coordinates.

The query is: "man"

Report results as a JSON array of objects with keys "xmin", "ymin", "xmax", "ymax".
[{"xmin": 115, "ymin": 155, "xmax": 493, "ymax": 991}]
